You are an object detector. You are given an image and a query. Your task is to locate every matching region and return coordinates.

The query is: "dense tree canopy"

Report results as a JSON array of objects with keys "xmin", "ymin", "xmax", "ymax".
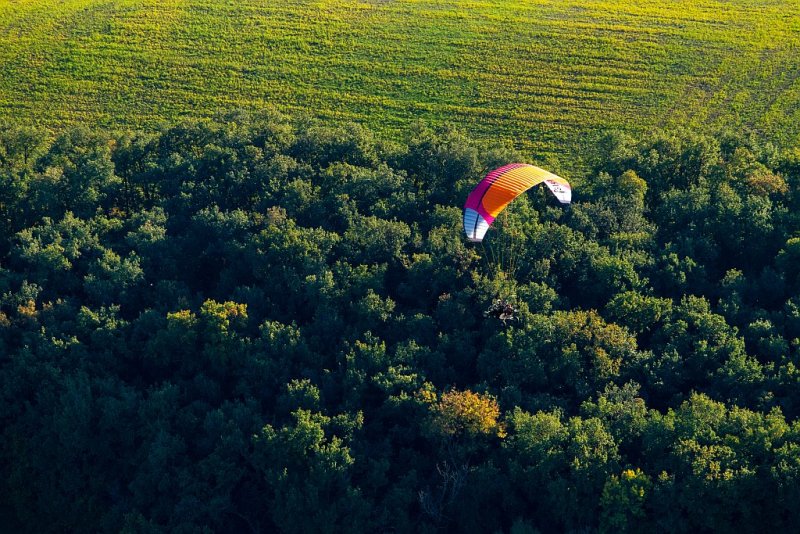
[{"xmin": 2, "ymin": 112, "xmax": 800, "ymax": 532}]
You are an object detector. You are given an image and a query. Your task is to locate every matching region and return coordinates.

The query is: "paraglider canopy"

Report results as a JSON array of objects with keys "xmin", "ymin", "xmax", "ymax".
[{"xmin": 463, "ymin": 163, "xmax": 571, "ymax": 243}]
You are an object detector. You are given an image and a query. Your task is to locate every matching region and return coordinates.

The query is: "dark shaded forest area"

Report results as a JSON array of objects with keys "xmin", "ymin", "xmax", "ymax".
[{"xmin": 2, "ymin": 111, "xmax": 800, "ymax": 532}]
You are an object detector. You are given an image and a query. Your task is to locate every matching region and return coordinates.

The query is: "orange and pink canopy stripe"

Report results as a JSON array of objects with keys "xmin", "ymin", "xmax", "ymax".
[{"xmin": 463, "ymin": 163, "xmax": 571, "ymax": 242}]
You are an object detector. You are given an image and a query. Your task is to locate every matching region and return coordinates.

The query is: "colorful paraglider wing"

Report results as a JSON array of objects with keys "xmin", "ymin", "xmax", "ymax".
[
  {"xmin": 463, "ymin": 207, "xmax": 491, "ymax": 243},
  {"xmin": 542, "ymin": 175, "xmax": 571, "ymax": 204},
  {"xmin": 463, "ymin": 163, "xmax": 571, "ymax": 242}
]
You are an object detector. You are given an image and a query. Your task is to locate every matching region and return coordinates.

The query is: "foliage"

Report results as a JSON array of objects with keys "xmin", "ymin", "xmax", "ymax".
[
  {"xmin": 2, "ymin": 114, "xmax": 800, "ymax": 532},
  {"xmin": 426, "ymin": 388, "xmax": 505, "ymax": 439}
]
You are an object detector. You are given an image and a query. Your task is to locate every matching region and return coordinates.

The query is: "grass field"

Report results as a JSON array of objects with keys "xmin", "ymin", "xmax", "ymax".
[{"xmin": 2, "ymin": 0, "xmax": 800, "ymax": 165}]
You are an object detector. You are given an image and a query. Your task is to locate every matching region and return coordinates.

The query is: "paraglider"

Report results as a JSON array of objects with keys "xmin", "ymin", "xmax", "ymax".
[
  {"xmin": 463, "ymin": 163, "xmax": 571, "ymax": 243},
  {"xmin": 484, "ymin": 299, "xmax": 519, "ymax": 324}
]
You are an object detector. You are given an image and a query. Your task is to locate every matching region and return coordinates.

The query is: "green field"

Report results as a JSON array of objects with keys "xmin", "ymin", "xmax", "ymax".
[{"xmin": 2, "ymin": 0, "xmax": 800, "ymax": 162}]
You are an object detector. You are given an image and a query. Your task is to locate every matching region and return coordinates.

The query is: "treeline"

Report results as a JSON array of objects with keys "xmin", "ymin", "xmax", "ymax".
[{"xmin": 2, "ymin": 112, "xmax": 800, "ymax": 532}]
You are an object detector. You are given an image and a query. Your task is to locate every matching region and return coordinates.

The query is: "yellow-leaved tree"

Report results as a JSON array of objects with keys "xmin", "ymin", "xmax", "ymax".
[
  {"xmin": 417, "ymin": 386, "xmax": 505, "ymax": 525},
  {"xmin": 427, "ymin": 388, "xmax": 506, "ymax": 439}
]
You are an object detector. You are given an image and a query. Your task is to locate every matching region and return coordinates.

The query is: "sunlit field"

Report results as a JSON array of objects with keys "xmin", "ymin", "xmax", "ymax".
[{"xmin": 2, "ymin": 0, "xmax": 800, "ymax": 164}]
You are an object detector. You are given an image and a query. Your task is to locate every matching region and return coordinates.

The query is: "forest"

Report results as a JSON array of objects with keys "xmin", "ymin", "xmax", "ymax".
[{"xmin": 2, "ymin": 111, "xmax": 800, "ymax": 532}]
